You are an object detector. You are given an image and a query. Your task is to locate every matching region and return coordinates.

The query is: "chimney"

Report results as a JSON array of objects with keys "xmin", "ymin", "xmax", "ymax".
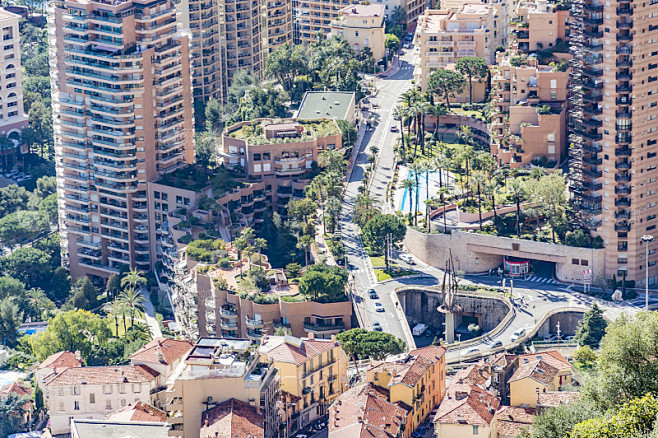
[
  {"xmin": 331, "ymin": 335, "xmax": 336, "ymax": 343},
  {"xmin": 308, "ymin": 332, "xmax": 315, "ymax": 340},
  {"xmin": 74, "ymin": 350, "xmax": 82, "ymax": 362},
  {"xmin": 157, "ymin": 351, "xmax": 165, "ymax": 362}
]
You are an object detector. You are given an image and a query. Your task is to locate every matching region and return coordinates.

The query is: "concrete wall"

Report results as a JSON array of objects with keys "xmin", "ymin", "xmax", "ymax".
[{"xmin": 405, "ymin": 228, "xmax": 606, "ymax": 284}]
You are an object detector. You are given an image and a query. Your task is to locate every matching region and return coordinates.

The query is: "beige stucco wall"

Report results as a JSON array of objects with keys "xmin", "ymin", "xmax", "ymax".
[{"xmin": 404, "ymin": 228, "xmax": 606, "ymax": 284}]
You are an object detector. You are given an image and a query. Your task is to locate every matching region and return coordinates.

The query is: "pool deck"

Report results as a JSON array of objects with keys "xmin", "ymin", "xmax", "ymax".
[{"xmin": 395, "ymin": 166, "xmax": 455, "ymax": 213}]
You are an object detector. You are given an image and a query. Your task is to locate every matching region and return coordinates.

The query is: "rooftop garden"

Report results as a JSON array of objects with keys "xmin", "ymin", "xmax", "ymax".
[
  {"xmin": 157, "ymin": 165, "xmax": 242, "ymax": 195},
  {"xmin": 227, "ymin": 119, "xmax": 340, "ymax": 144}
]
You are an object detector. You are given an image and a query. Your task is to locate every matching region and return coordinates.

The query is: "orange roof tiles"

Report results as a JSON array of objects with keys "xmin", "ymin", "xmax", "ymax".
[
  {"xmin": 200, "ymin": 399, "xmax": 264, "ymax": 438},
  {"xmin": 409, "ymin": 345, "xmax": 447, "ymax": 363},
  {"xmin": 509, "ymin": 359, "xmax": 559, "ymax": 386},
  {"xmin": 129, "ymin": 337, "xmax": 193, "ymax": 366},
  {"xmin": 43, "ymin": 365, "xmax": 159, "ymax": 386},
  {"xmin": 264, "ymin": 338, "xmax": 338, "ymax": 366},
  {"xmin": 104, "ymin": 402, "xmax": 167, "ymax": 423},
  {"xmin": 0, "ymin": 381, "xmax": 31, "ymax": 397},
  {"xmin": 518, "ymin": 351, "xmax": 571, "ymax": 370},
  {"xmin": 433, "ymin": 384, "xmax": 500, "ymax": 427},
  {"xmin": 38, "ymin": 351, "xmax": 81, "ymax": 370},
  {"xmin": 495, "ymin": 406, "xmax": 536, "ymax": 437},
  {"xmin": 330, "ymin": 384, "xmax": 410, "ymax": 438},
  {"xmin": 537, "ymin": 391, "xmax": 580, "ymax": 407},
  {"xmin": 453, "ymin": 364, "xmax": 491, "ymax": 388}
]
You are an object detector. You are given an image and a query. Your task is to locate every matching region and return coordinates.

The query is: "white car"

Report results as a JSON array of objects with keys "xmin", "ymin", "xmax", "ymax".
[
  {"xmin": 510, "ymin": 328, "xmax": 526, "ymax": 342},
  {"xmin": 375, "ymin": 302, "xmax": 385, "ymax": 312},
  {"xmin": 400, "ymin": 254, "xmax": 415, "ymax": 265},
  {"xmin": 464, "ymin": 347, "xmax": 480, "ymax": 356}
]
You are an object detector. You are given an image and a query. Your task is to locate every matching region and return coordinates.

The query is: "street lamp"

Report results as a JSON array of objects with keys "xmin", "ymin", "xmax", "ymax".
[{"xmin": 642, "ymin": 234, "xmax": 655, "ymax": 311}]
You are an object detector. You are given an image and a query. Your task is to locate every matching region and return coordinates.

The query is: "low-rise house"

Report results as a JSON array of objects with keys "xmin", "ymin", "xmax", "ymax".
[
  {"xmin": 259, "ymin": 334, "xmax": 348, "ymax": 434},
  {"xmin": 330, "ymin": 5, "xmax": 386, "ymax": 62},
  {"xmin": 493, "ymin": 406, "xmax": 536, "ymax": 438},
  {"xmin": 433, "ymin": 383, "xmax": 501, "ymax": 438},
  {"xmin": 536, "ymin": 391, "xmax": 580, "ymax": 410},
  {"xmin": 165, "ymin": 338, "xmax": 280, "ymax": 438},
  {"xmin": 36, "ymin": 351, "xmax": 82, "ymax": 386},
  {"xmin": 296, "ymin": 92, "xmax": 357, "ymax": 125},
  {"xmin": 43, "ymin": 365, "xmax": 162, "ymax": 435},
  {"xmin": 329, "ymin": 383, "xmax": 412, "ymax": 438},
  {"xmin": 200, "ymin": 398, "xmax": 264, "ymax": 438},
  {"xmin": 508, "ymin": 351, "xmax": 573, "ymax": 408},
  {"xmin": 366, "ymin": 346, "xmax": 447, "ymax": 433},
  {"xmin": 0, "ymin": 381, "xmax": 33, "ymax": 428}
]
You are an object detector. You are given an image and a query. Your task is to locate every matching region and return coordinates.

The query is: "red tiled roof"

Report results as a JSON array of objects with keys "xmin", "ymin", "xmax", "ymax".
[
  {"xmin": 409, "ymin": 345, "xmax": 447, "ymax": 364},
  {"xmin": 330, "ymin": 384, "xmax": 410, "ymax": 438},
  {"xmin": 433, "ymin": 384, "xmax": 500, "ymax": 427},
  {"xmin": 518, "ymin": 351, "xmax": 571, "ymax": 370},
  {"xmin": 488, "ymin": 353, "xmax": 515, "ymax": 369},
  {"xmin": 537, "ymin": 391, "xmax": 580, "ymax": 407},
  {"xmin": 453, "ymin": 364, "xmax": 491, "ymax": 388},
  {"xmin": 104, "ymin": 401, "xmax": 167, "ymax": 423},
  {"xmin": 130, "ymin": 337, "xmax": 193, "ymax": 366},
  {"xmin": 495, "ymin": 406, "xmax": 536, "ymax": 437},
  {"xmin": 38, "ymin": 351, "xmax": 81, "ymax": 370},
  {"xmin": 509, "ymin": 360, "xmax": 559, "ymax": 386},
  {"xmin": 263, "ymin": 338, "xmax": 338, "ymax": 366},
  {"xmin": 200, "ymin": 399, "xmax": 264, "ymax": 438},
  {"xmin": 368, "ymin": 355, "xmax": 435, "ymax": 388},
  {"xmin": 43, "ymin": 365, "xmax": 159, "ymax": 386},
  {"xmin": 0, "ymin": 381, "xmax": 31, "ymax": 397}
]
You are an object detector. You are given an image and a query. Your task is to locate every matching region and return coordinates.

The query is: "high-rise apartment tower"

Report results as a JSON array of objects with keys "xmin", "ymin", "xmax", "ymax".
[
  {"xmin": 49, "ymin": 0, "xmax": 194, "ymax": 280},
  {"xmin": 570, "ymin": 0, "xmax": 655, "ymax": 284}
]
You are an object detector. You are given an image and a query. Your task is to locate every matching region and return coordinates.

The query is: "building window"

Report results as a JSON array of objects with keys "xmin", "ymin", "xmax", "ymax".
[
  {"xmin": 119, "ymin": 383, "xmax": 126, "ymax": 394},
  {"xmin": 74, "ymin": 401, "xmax": 80, "ymax": 410},
  {"xmin": 133, "ymin": 383, "xmax": 141, "ymax": 393},
  {"xmin": 162, "ymin": 193, "xmax": 168, "ymax": 201},
  {"xmin": 73, "ymin": 386, "xmax": 80, "ymax": 395},
  {"xmin": 59, "ymin": 402, "xmax": 64, "ymax": 411},
  {"xmin": 473, "ymin": 425, "xmax": 479, "ymax": 435},
  {"xmin": 104, "ymin": 385, "xmax": 112, "ymax": 395},
  {"xmin": 154, "ymin": 191, "xmax": 160, "ymax": 199},
  {"xmin": 176, "ymin": 196, "xmax": 182, "ymax": 204},
  {"xmin": 106, "ymin": 400, "xmax": 112, "ymax": 409},
  {"xmin": 90, "ymin": 393, "xmax": 95, "ymax": 404}
]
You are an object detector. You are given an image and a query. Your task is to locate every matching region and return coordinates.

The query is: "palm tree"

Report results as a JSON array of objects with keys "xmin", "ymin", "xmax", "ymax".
[
  {"xmin": 410, "ymin": 161, "xmax": 423, "ymax": 225},
  {"xmin": 429, "ymin": 103, "xmax": 448, "ymax": 142},
  {"xmin": 508, "ymin": 179, "xmax": 524, "ymax": 236},
  {"xmin": 117, "ymin": 288, "xmax": 146, "ymax": 330},
  {"xmin": 355, "ymin": 193, "xmax": 380, "ymax": 226},
  {"xmin": 402, "ymin": 179, "xmax": 415, "ymax": 213},
  {"xmin": 419, "ymin": 158, "xmax": 432, "ymax": 226},
  {"xmin": 319, "ymin": 149, "xmax": 346, "ymax": 174},
  {"xmin": 297, "ymin": 235, "xmax": 314, "ymax": 266},
  {"xmin": 439, "ymin": 187, "xmax": 449, "ymax": 233},
  {"xmin": 120, "ymin": 268, "xmax": 146, "ymax": 293},
  {"xmin": 393, "ymin": 105, "xmax": 408, "ymax": 163},
  {"xmin": 326, "ymin": 196, "xmax": 342, "ymax": 233},
  {"xmin": 253, "ymin": 238, "xmax": 267, "ymax": 271},
  {"xmin": 103, "ymin": 299, "xmax": 120, "ymax": 335},
  {"xmin": 486, "ymin": 180, "xmax": 500, "ymax": 226},
  {"xmin": 433, "ymin": 153, "xmax": 449, "ymax": 189},
  {"xmin": 470, "ymin": 172, "xmax": 487, "ymax": 231}
]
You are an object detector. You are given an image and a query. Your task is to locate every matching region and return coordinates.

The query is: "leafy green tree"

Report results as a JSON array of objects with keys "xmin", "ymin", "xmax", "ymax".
[
  {"xmin": 0, "ymin": 185, "xmax": 29, "ymax": 217},
  {"xmin": 0, "ymin": 210, "xmax": 49, "ymax": 249},
  {"xmin": 49, "ymin": 267, "xmax": 71, "ymax": 302},
  {"xmin": 571, "ymin": 394, "xmax": 658, "ymax": 438},
  {"xmin": 27, "ymin": 100, "xmax": 53, "ymax": 156},
  {"xmin": 575, "ymin": 303, "xmax": 608, "ymax": 349},
  {"xmin": 286, "ymin": 262, "xmax": 302, "ymax": 278},
  {"xmin": 121, "ymin": 268, "xmax": 147, "ymax": 293},
  {"xmin": 194, "ymin": 132, "xmax": 218, "ymax": 168},
  {"xmin": 105, "ymin": 273, "xmax": 121, "ymax": 303},
  {"xmin": 0, "ymin": 392, "xmax": 29, "ymax": 437},
  {"xmin": 72, "ymin": 276, "xmax": 99, "ymax": 310},
  {"xmin": 265, "ymin": 43, "xmax": 308, "ymax": 94},
  {"xmin": 362, "ymin": 214, "xmax": 406, "ymax": 268},
  {"xmin": 528, "ymin": 398, "xmax": 601, "ymax": 438},
  {"xmin": 584, "ymin": 311, "xmax": 658, "ymax": 408},
  {"xmin": 38, "ymin": 193, "xmax": 58, "ymax": 223},
  {"xmin": 253, "ymin": 238, "xmax": 267, "ymax": 271},
  {"xmin": 0, "ymin": 247, "xmax": 52, "ymax": 289},
  {"xmin": 337, "ymin": 328, "xmax": 406, "ymax": 368},
  {"xmin": 296, "ymin": 235, "xmax": 314, "ymax": 267},
  {"xmin": 0, "ymin": 297, "xmax": 22, "ymax": 347},
  {"xmin": 428, "ymin": 70, "xmax": 466, "ymax": 109},
  {"xmin": 117, "ymin": 288, "xmax": 146, "ymax": 330},
  {"xmin": 337, "ymin": 120, "xmax": 358, "ymax": 148},
  {"xmin": 205, "ymin": 98, "xmax": 224, "ymax": 132},
  {"xmin": 385, "ymin": 34, "xmax": 401, "ymax": 53},
  {"xmin": 26, "ymin": 310, "xmax": 112, "ymax": 362},
  {"xmin": 455, "ymin": 56, "xmax": 489, "ymax": 104},
  {"xmin": 298, "ymin": 264, "xmax": 348, "ymax": 303},
  {"xmin": 573, "ymin": 345, "xmax": 597, "ymax": 369}
]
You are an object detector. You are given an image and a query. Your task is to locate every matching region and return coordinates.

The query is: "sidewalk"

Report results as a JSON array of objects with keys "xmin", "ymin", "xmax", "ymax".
[{"xmin": 140, "ymin": 287, "xmax": 163, "ymax": 338}]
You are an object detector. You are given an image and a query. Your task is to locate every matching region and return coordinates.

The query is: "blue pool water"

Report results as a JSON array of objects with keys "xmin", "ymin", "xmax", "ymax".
[{"xmin": 399, "ymin": 170, "xmax": 450, "ymax": 213}]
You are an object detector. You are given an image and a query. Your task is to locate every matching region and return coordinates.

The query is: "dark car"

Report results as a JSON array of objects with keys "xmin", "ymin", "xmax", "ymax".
[
  {"xmin": 489, "ymin": 340, "xmax": 503, "ymax": 349},
  {"xmin": 373, "ymin": 322, "xmax": 382, "ymax": 331},
  {"xmin": 369, "ymin": 289, "xmax": 379, "ymax": 299}
]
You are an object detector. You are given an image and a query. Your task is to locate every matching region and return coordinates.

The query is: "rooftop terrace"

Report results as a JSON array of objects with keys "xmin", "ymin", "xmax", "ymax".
[{"xmin": 226, "ymin": 119, "xmax": 340, "ymax": 145}]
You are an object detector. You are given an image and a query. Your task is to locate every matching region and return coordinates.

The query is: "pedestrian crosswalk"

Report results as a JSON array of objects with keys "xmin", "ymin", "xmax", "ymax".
[{"xmin": 524, "ymin": 276, "xmax": 560, "ymax": 285}]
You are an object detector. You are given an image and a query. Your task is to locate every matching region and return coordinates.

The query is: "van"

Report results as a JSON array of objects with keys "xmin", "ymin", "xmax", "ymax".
[
  {"xmin": 400, "ymin": 254, "xmax": 415, "ymax": 265},
  {"xmin": 510, "ymin": 328, "xmax": 526, "ymax": 342}
]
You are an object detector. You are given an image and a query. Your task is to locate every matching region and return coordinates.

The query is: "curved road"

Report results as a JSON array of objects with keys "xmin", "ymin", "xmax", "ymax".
[{"xmin": 340, "ymin": 51, "xmax": 639, "ymax": 361}]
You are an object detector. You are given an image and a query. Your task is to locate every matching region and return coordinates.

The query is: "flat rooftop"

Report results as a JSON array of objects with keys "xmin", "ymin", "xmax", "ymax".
[
  {"xmin": 70, "ymin": 420, "xmax": 169, "ymax": 438},
  {"xmin": 296, "ymin": 92, "xmax": 355, "ymax": 121},
  {"xmin": 337, "ymin": 4, "xmax": 385, "ymax": 17},
  {"xmin": 226, "ymin": 118, "xmax": 340, "ymax": 144}
]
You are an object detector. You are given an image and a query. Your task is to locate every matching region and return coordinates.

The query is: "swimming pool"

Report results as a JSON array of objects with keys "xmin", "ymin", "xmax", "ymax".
[
  {"xmin": 0, "ymin": 370, "xmax": 25, "ymax": 388},
  {"xmin": 398, "ymin": 169, "xmax": 451, "ymax": 213}
]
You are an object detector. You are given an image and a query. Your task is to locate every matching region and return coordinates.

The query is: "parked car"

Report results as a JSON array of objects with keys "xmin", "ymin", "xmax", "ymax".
[
  {"xmin": 543, "ymin": 334, "xmax": 558, "ymax": 342},
  {"xmin": 390, "ymin": 125, "xmax": 398, "ymax": 132},
  {"xmin": 375, "ymin": 302, "xmax": 385, "ymax": 312},
  {"xmin": 372, "ymin": 322, "xmax": 382, "ymax": 331},
  {"xmin": 369, "ymin": 289, "xmax": 379, "ymax": 299},
  {"xmin": 510, "ymin": 328, "xmax": 526, "ymax": 342}
]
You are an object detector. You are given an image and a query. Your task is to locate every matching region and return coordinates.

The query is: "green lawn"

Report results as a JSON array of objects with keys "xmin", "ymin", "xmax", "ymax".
[
  {"xmin": 375, "ymin": 268, "xmax": 416, "ymax": 282},
  {"xmin": 449, "ymin": 108, "xmax": 486, "ymax": 121},
  {"xmin": 370, "ymin": 256, "xmax": 401, "ymax": 269}
]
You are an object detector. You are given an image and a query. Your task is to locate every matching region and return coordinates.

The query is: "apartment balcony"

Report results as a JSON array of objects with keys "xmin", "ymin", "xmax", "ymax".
[
  {"xmin": 616, "ymin": 84, "xmax": 632, "ymax": 93},
  {"xmin": 582, "ymin": 118, "xmax": 602, "ymax": 128},
  {"xmin": 616, "ymin": 71, "xmax": 632, "ymax": 80},
  {"xmin": 615, "ymin": 198, "xmax": 631, "ymax": 207},
  {"xmin": 615, "ymin": 161, "xmax": 631, "ymax": 170},
  {"xmin": 582, "ymin": 181, "xmax": 602, "ymax": 191},
  {"xmin": 583, "ymin": 67, "xmax": 603, "ymax": 77},
  {"xmin": 303, "ymin": 321, "xmax": 345, "ymax": 334},
  {"xmin": 583, "ymin": 17, "xmax": 603, "ymax": 25},
  {"xmin": 583, "ymin": 143, "xmax": 602, "ymax": 153},
  {"xmin": 615, "ymin": 147, "xmax": 632, "ymax": 156},
  {"xmin": 246, "ymin": 318, "xmax": 264, "ymax": 329},
  {"xmin": 577, "ymin": 130, "xmax": 603, "ymax": 141},
  {"xmin": 583, "ymin": 3, "xmax": 603, "ymax": 11},
  {"xmin": 583, "ymin": 155, "xmax": 602, "ymax": 165},
  {"xmin": 615, "ymin": 173, "xmax": 631, "ymax": 182},
  {"xmin": 582, "ymin": 93, "xmax": 603, "ymax": 103},
  {"xmin": 616, "ymin": 7, "xmax": 632, "ymax": 15},
  {"xmin": 616, "ymin": 110, "xmax": 632, "ymax": 118},
  {"xmin": 615, "ymin": 210, "xmax": 631, "ymax": 219},
  {"xmin": 616, "ymin": 33, "xmax": 633, "ymax": 42},
  {"xmin": 616, "ymin": 46, "xmax": 632, "ymax": 54},
  {"xmin": 615, "ymin": 184, "xmax": 632, "ymax": 195},
  {"xmin": 616, "ymin": 97, "xmax": 632, "ymax": 106},
  {"xmin": 583, "ymin": 169, "xmax": 603, "ymax": 178},
  {"xmin": 616, "ymin": 123, "xmax": 632, "ymax": 132},
  {"xmin": 583, "ymin": 29, "xmax": 603, "ymax": 38},
  {"xmin": 247, "ymin": 330, "xmax": 263, "ymax": 340},
  {"xmin": 617, "ymin": 20, "xmax": 633, "ymax": 29},
  {"xmin": 220, "ymin": 307, "xmax": 237, "ymax": 318},
  {"xmin": 220, "ymin": 320, "xmax": 238, "ymax": 330},
  {"xmin": 615, "ymin": 223, "xmax": 631, "ymax": 232}
]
